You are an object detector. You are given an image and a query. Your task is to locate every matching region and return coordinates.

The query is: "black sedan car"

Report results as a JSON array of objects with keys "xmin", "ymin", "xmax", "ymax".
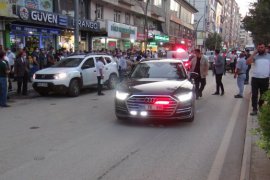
[{"xmin": 115, "ymin": 59, "xmax": 196, "ymax": 122}]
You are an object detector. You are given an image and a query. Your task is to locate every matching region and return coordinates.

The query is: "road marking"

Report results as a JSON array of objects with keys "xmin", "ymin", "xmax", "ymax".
[{"xmin": 207, "ymin": 99, "xmax": 242, "ymax": 180}]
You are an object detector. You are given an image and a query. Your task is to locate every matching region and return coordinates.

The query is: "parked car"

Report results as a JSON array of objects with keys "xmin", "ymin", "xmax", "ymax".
[
  {"xmin": 115, "ymin": 59, "xmax": 197, "ymax": 122},
  {"xmin": 32, "ymin": 53, "xmax": 119, "ymax": 97}
]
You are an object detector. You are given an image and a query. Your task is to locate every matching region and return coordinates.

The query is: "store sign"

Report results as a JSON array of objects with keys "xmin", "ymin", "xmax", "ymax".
[
  {"xmin": 154, "ymin": 35, "xmax": 169, "ymax": 42},
  {"xmin": 107, "ymin": 21, "xmax": 137, "ymax": 40},
  {"xmin": 18, "ymin": 6, "xmax": 68, "ymax": 27},
  {"xmin": 11, "ymin": 24, "xmax": 61, "ymax": 34},
  {"xmin": 72, "ymin": 19, "xmax": 100, "ymax": 31}
]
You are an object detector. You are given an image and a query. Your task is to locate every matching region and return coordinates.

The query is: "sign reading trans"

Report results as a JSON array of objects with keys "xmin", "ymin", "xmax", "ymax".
[{"xmin": 18, "ymin": 6, "xmax": 68, "ymax": 27}]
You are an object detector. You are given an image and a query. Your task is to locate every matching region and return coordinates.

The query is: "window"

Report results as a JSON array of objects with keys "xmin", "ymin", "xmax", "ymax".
[
  {"xmin": 125, "ymin": 13, "xmax": 130, "ymax": 24},
  {"xmin": 170, "ymin": 0, "xmax": 180, "ymax": 18},
  {"xmin": 82, "ymin": 58, "xmax": 95, "ymax": 68},
  {"xmin": 114, "ymin": 10, "xmax": 121, "ymax": 23},
  {"xmin": 96, "ymin": 4, "xmax": 103, "ymax": 19},
  {"xmin": 60, "ymin": 0, "xmax": 74, "ymax": 16},
  {"xmin": 153, "ymin": 0, "xmax": 162, "ymax": 7},
  {"xmin": 104, "ymin": 57, "xmax": 112, "ymax": 64}
]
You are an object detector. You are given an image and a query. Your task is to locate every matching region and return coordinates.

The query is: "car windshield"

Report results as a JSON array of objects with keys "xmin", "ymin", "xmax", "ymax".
[
  {"xmin": 52, "ymin": 58, "xmax": 84, "ymax": 67},
  {"xmin": 131, "ymin": 61, "xmax": 187, "ymax": 80}
]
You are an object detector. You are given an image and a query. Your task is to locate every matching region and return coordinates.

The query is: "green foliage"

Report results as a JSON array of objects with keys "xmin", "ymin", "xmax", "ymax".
[
  {"xmin": 205, "ymin": 33, "xmax": 222, "ymax": 50},
  {"xmin": 242, "ymin": 0, "xmax": 270, "ymax": 45},
  {"xmin": 256, "ymin": 90, "xmax": 270, "ymax": 157}
]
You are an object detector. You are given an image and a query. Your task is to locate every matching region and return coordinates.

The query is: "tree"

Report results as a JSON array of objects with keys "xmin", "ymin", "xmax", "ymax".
[
  {"xmin": 242, "ymin": 0, "xmax": 270, "ymax": 45},
  {"xmin": 205, "ymin": 33, "xmax": 222, "ymax": 50}
]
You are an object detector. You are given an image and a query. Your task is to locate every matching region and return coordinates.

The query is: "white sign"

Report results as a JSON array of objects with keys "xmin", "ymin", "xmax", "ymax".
[{"xmin": 107, "ymin": 21, "xmax": 137, "ymax": 40}]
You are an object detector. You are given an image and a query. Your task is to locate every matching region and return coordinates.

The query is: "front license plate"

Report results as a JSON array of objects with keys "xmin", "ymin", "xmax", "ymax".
[
  {"xmin": 141, "ymin": 105, "xmax": 163, "ymax": 111},
  {"xmin": 37, "ymin": 83, "xmax": 48, "ymax": 87}
]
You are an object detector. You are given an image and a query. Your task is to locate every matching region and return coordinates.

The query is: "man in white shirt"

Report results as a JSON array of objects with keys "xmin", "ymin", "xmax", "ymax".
[
  {"xmin": 118, "ymin": 53, "xmax": 127, "ymax": 82},
  {"xmin": 247, "ymin": 43, "xmax": 270, "ymax": 115},
  {"xmin": 96, "ymin": 57, "xmax": 105, "ymax": 96}
]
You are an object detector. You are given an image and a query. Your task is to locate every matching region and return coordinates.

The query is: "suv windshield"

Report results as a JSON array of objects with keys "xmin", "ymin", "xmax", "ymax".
[
  {"xmin": 53, "ymin": 58, "xmax": 84, "ymax": 67},
  {"xmin": 131, "ymin": 62, "xmax": 187, "ymax": 79}
]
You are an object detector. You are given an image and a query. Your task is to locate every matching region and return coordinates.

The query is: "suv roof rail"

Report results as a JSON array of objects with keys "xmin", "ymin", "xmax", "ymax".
[
  {"xmin": 84, "ymin": 52, "xmax": 111, "ymax": 57},
  {"xmin": 67, "ymin": 53, "xmax": 86, "ymax": 57}
]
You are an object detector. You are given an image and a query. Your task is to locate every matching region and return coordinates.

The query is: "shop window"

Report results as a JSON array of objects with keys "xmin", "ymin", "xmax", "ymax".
[
  {"xmin": 114, "ymin": 10, "xmax": 121, "ymax": 23},
  {"xmin": 82, "ymin": 58, "xmax": 95, "ymax": 68},
  {"xmin": 96, "ymin": 4, "xmax": 103, "ymax": 20}
]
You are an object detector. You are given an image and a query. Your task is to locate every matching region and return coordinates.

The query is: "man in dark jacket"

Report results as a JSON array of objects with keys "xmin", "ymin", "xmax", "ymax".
[{"xmin": 212, "ymin": 49, "xmax": 225, "ymax": 96}]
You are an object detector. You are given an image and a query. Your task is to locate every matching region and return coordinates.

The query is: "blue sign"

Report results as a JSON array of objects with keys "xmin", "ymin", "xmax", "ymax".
[{"xmin": 11, "ymin": 24, "xmax": 61, "ymax": 35}]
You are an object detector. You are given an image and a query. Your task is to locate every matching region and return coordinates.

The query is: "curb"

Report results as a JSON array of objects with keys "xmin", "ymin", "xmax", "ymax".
[{"xmin": 240, "ymin": 95, "xmax": 253, "ymax": 180}]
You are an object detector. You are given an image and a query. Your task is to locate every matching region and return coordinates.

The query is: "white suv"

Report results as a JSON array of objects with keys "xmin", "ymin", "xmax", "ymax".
[{"xmin": 32, "ymin": 53, "xmax": 119, "ymax": 97}]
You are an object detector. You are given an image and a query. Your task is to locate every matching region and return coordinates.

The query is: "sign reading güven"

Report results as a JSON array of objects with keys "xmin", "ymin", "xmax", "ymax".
[
  {"xmin": 17, "ymin": 6, "xmax": 100, "ymax": 31},
  {"xmin": 18, "ymin": 6, "xmax": 68, "ymax": 26}
]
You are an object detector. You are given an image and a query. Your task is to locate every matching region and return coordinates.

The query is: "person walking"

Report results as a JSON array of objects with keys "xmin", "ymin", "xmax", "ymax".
[
  {"xmin": 244, "ymin": 49, "xmax": 251, "ymax": 84},
  {"xmin": 14, "ymin": 50, "xmax": 30, "ymax": 95},
  {"xmin": 96, "ymin": 57, "xmax": 105, "ymax": 96},
  {"xmin": 212, "ymin": 49, "xmax": 225, "ymax": 96},
  {"xmin": 118, "ymin": 53, "xmax": 127, "ymax": 82},
  {"xmin": 0, "ymin": 51, "xmax": 10, "ymax": 107},
  {"xmin": 234, "ymin": 51, "xmax": 248, "ymax": 98},
  {"xmin": 247, "ymin": 43, "xmax": 270, "ymax": 116},
  {"xmin": 190, "ymin": 49, "xmax": 209, "ymax": 99}
]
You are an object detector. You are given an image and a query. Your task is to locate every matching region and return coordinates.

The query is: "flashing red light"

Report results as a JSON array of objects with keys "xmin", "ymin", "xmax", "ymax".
[
  {"xmin": 176, "ymin": 48, "xmax": 185, "ymax": 53},
  {"xmin": 154, "ymin": 101, "xmax": 170, "ymax": 105},
  {"xmin": 184, "ymin": 62, "xmax": 189, "ymax": 67}
]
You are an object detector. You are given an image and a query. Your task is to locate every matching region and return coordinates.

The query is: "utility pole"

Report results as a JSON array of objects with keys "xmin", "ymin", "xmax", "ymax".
[
  {"xmin": 74, "ymin": 0, "xmax": 79, "ymax": 54},
  {"xmin": 144, "ymin": 0, "xmax": 150, "ymax": 54}
]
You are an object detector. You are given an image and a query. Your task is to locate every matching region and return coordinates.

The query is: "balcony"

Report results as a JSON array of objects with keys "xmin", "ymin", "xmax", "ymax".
[{"xmin": 118, "ymin": 0, "xmax": 136, "ymax": 6}]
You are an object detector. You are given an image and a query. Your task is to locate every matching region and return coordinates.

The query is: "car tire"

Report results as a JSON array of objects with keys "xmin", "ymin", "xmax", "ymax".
[
  {"xmin": 107, "ymin": 74, "xmax": 118, "ymax": 89},
  {"xmin": 68, "ymin": 79, "xmax": 80, "ymax": 97}
]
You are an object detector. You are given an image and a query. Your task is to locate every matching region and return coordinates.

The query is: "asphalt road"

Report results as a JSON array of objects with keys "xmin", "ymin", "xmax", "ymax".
[{"xmin": 0, "ymin": 72, "xmax": 250, "ymax": 180}]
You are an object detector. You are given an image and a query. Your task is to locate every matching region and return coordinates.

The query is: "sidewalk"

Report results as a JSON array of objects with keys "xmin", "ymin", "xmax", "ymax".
[{"xmin": 241, "ymin": 99, "xmax": 270, "ymax": 180}]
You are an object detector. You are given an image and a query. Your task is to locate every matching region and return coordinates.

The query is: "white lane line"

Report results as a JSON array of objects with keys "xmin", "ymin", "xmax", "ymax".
[{"xmin": 207, "ymin": 99, "xmax": 242, "ymax": 180}]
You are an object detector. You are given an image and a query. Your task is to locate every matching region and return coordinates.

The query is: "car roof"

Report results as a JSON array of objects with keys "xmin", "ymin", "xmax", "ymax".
[
  {"xmin": 66, "ymin": 53, "xmax": 112, "ymax": 59},
  {"xmin": 141, "ymin": 59, "xmax": 184, "ymax": 63}
]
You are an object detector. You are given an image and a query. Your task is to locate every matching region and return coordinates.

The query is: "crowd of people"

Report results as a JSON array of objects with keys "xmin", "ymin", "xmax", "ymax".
[
  {"xmin": 190, "ymin": 43, "xmax": 269, "ymax": 116},
  {"xmin": 0, "ymin": 44, "xmax": 269, "ymax": 113}
]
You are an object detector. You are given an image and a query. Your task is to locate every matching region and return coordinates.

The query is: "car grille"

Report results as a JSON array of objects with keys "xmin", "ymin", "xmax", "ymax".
[
  {"xmin": 126, "ymin": 95, "xmax": 178, "ymax": 117},
  {"xmin": 35, "ymin": 74, "xmax": 55, "ymax": 80}
]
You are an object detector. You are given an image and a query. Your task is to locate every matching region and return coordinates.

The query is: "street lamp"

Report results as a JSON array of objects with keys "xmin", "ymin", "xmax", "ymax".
[
  {"xmin": 193, "ymin": 15, "xmax": 204, "ymax": 49},
  {"xmin": 138, "ymin": 0, "xmax": 150, "ymax": 54},
  {"xmin": 74, "ymin": 0, "xmax": 79, "ymax": 54}
]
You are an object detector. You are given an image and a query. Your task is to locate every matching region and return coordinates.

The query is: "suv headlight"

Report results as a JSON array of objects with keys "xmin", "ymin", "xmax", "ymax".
[
  {"xmin": 177, "ymin": 92, "xmax": 193, "ymax": 102},
  {"xmin": 33, "ymin": 74, "xmax": 36, "ymax": 80},
  {"xmin": 54, "ymin": 73, "xmax": 68, "ymax": 80},
  {"xmin": 116, "ymin": 91, "xmax": 129, "ymax": 100}
]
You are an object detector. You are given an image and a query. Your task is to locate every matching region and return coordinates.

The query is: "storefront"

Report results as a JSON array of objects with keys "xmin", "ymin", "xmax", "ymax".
[
  {"xmin": 147, "ymin": 34, "xmax": 169, "ymax": 52},
  {"xmin": 12, "ymin": 6, "xmax": 100, "ymax": 52},
  {"xmin": 92, "ymin": 21, "xmax": 137, "ymax": 51}
]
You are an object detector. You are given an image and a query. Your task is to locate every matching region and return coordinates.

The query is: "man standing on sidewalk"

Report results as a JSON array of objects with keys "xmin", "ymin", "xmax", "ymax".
[
  {"xmin": 247, "ymin": 43, "xmax": 270, "ymax": 116},
  {"xmin": 96, "ymin": 57, "xmax": 105, "ymax": 96}
]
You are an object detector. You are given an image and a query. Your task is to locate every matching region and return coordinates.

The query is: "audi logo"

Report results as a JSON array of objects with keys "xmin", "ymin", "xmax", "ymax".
[{"xmin": 144, "ymin": 97, "xmax": 156, "ymax": 103}]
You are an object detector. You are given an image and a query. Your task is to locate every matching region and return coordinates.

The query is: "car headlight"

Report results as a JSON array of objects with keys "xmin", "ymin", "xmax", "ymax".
[
  {"xmin": 116, "ymin": 91, "xmax": 129, "ymax": 100},
  {"xmin": 33, "ymin": 74, "xmax": 36, "ymax": 80},
  {"xmin": 54, "ymin": 73, "xmax": 68, "ymax": 80},
  {"xmin": 177, "ymin": 92, "xmax": 193, "ymax": 102}
]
